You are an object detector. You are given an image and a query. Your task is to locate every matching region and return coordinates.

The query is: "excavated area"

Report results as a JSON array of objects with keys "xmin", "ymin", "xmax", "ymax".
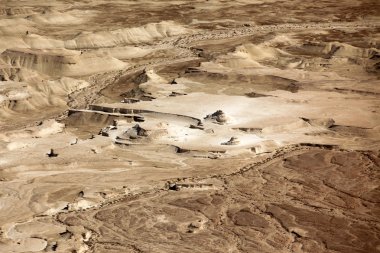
[{"xmin": 0, "ymin": 1, "xmax": 379, "ymax": 253}]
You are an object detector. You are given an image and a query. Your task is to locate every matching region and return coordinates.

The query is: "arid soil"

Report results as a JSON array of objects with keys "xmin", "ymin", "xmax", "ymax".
[{"xmin": 0, "ymin": 1, "xmax": 379, "ymax": 253}]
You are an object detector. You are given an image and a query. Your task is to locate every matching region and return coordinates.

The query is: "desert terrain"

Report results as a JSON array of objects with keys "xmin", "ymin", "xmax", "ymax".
[{"xmin": 0, "ymin": 0, "xmax": 379, "ymax": 252}]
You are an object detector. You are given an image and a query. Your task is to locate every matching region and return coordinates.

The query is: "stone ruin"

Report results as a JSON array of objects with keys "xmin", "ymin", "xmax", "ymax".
[
  {"xmin": 99, "ymin": 125, "xmax": 117, "ymax": 137},
  {"xmin": 125, "ymin": 124, "xmax": 148, "ymax": 139},
  {"xmin": 204, "ymin": 110, "xmax": 228, "ymax": 124},
  {"xmin": 221, "ymin": 137, "xmax": 240, "ymax": 145}
]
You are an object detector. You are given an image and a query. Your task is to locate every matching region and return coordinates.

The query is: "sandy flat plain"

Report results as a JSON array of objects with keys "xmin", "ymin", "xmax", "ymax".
[{"xmin": 0, "ymin": 0, "xmax": 379, "ymax": 252}]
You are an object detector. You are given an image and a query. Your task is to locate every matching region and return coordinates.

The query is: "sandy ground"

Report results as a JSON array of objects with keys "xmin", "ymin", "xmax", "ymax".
[{"xmin": 0, "ymin": 0, "xmax": 379, "ymax": 252}]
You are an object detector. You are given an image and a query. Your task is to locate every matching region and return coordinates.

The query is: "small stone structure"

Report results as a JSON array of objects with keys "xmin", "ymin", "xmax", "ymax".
[
  {"xmin": 221, "ymin": 137, "xmax": 240, "ymax": 145},
  {"xmin": 122, "ymin": 98, "xmax": 140, "ymax": 104},
  {"xmin": 126, "ymin": 124, "xmax": 148, "ymax": 139},
  {"xmin": 47, "ymin": 149, "xmax": 58, "ymax": 157},
  {"xmin": 204, "ymin": 110, "xmax": 228, "ymax": 124}
]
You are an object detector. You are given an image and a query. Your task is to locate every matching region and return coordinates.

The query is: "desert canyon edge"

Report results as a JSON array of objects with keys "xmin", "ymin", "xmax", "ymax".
[{"xmin": 0, "ymin": 1, "xmax": 379, "ymax": 253}]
